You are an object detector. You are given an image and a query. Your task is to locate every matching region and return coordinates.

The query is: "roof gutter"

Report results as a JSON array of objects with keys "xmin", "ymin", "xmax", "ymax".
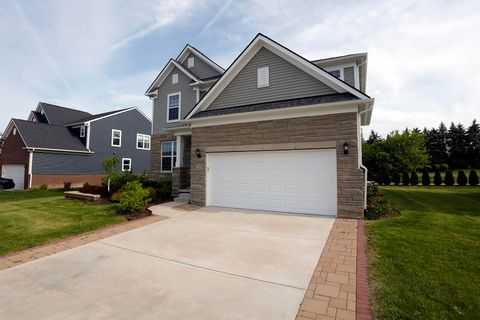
[{"xmin": 25, "ymin": 147, "xmax": 94, "ymax": 155}]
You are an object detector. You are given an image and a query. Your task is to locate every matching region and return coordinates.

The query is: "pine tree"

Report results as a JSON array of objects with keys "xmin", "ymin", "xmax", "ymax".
[
  {"xmin": 447, "ymin": 123, "xmax": 468, "ymax": 169},
  {"xmin": 393, "ymin": 172, "xmax": 401, "ymax": 185},
  {"xmin": 457, "ymin": 170, "xmax": 467, "ymax": 186},
  {"xmin": 469, "ymin": 169, "xmax": 479, "ymax": 186},
  {"xmin": 466, "ymin": 120, "xmax": 480, "ymax": 168},
  {"xmin": 411, "ymin": 171, "xmax": 419, "ymax": 185},
  {"xmin": 434, "ymin": 170, "xmax": 442, "ymax": 185},
  {"xmin": 402, "ymin": 171, "xmax": 410, "ymax": 186},
  {"xmin": 367, "ymin": 130, "xmax": 382, "ymax": 144},
  {"xmin": 445, "ymin": 170, "xmax": 454, "ymax": 186},
  {"xmin": 422, "ymin": 168, "xmax": 430, "ymax": 186}
]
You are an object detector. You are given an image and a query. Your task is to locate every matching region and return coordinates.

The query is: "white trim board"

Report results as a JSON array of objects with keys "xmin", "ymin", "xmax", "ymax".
[
  {"xmin": 185, "ymin": 34, "xmax": 370, "ymax": 120},
  {"xmin": 177, "ymin": 44, "xmax": 225, "ymax": 74},
  {"xmin": 145, "ymin": 59, "xmax": 202, "ymax": 96}
]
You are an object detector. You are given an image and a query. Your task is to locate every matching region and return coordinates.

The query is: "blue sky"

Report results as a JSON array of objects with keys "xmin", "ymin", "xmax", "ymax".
[{"xmin": 0, "ymin": 0, "xmax": 479, "ymax": 136}]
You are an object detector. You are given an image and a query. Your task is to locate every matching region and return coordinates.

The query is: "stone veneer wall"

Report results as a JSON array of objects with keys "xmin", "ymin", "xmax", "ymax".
[
  {"xmin": 149, "ymin": 133, "xmax": 176, "ymax": 180},
  {"xmin": 190, "ymin": 112, "xmax": 364, "ymax": 219}
]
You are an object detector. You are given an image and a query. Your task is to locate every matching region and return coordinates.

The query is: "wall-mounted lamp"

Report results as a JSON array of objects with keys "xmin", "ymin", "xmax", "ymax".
[
  {"xmin": 343, "ymin": 142, "xmax": 349, "ymax": 155},
  {"xmin": 195, "ymin": 148, "xmax": 202, "ymax": 158}
]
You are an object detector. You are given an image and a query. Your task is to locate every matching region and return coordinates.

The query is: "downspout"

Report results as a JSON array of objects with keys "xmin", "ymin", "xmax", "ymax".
[
  {"xmin": 358, "ymin": 104, "xmax": 373, "ymax": 212},
  {"xmin": 28, "ymin": 150, "xmax": 33, "ymax": 189}
]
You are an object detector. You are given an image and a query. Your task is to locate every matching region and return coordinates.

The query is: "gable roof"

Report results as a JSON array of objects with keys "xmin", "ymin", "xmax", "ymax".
[
  {"xmin": 37, "ymin": 102, "xmax": 92, "ymax": 125},
  {"xmin": 185, "ymin": 33, "xmax": 371, "ymax": 120},
  {"xmin": 12, "ymin": 119, "xmax": 90, "ymax": 153},
  {"xmin": 145, "ymin": 59, "xmax": 202, "ymax": 96},
  {"xmin": 176, "ymin": 44, "xmax": 225, "ymax": 74}
]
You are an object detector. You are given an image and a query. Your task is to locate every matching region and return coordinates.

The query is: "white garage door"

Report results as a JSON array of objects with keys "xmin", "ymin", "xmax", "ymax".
[
  {"xmin": 206, "ymin": 149, "xmax": 337, "ymax": 216},
  {"xmin": 1, "ymin": 164, "xmax": 25, "ymax": 190}
]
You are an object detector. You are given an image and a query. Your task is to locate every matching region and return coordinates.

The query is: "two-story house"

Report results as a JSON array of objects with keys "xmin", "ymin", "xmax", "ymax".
[
  {"xmin": 146, "ymin": 34, "xmax": 374, "ymax": 219},
  {"xmin": 0, "ymin": 102, "xmax": 151, "ymax": 189}
]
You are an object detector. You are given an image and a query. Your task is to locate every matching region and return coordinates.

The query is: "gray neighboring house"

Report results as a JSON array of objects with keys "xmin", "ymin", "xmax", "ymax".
[
  {"xmin": 146, "ymin": 33, "xmax": 374, "ymax": 219},
  {"xmin": 0, "ymin": 102, "xmax": 151, "ymax": 189}
]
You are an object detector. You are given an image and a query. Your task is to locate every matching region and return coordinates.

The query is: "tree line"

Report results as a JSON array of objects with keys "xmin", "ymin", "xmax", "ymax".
[{"xmin": 363, "ymin": 119, "xmax": 480, "ymax": 184}]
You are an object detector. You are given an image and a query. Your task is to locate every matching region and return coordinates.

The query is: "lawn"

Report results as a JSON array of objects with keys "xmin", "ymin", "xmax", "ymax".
[
  {"xmin": 0, "ymin": 190, "xmax": 125, "ymax": 256},
  {"xmin": 367, "ymin": 186, "xmax": 480, "ymax": 319}
]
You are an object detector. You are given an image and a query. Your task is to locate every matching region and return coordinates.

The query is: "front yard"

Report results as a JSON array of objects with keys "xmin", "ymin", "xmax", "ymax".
[
  {"xmin": 0, "ymin": 190, "xmax": 125, "ymax": 256},
  {"xmin": 367, "ymin": 186, "xmax": 480, "ymax": 319}
]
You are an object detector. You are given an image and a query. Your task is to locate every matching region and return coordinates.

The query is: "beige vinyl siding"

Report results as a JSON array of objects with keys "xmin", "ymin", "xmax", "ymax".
[
  {"xmin": 343, "ymin": 66, "xmax": 355, "ymax": 87},
  {"xmin": 208, "ymin": 47, "xmax": 337, "ymax": 110}
]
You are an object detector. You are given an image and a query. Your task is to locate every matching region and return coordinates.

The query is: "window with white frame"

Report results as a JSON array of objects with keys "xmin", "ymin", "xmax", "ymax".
[
  {"xmin": 111, "ymin": 129, "xmax": 122, "ymax": 147},
  {"xmin": 257, "ymin": 66, "xmax": 269, "ymax": 88},
  {"xmin": 161, "ymin": 141, "xmax": 177, "ymax": 172},
  {"xmin": 136, "ymin": 133, "xmax": 151, "ymax": 150},
  {"xmin": 79, "ymin": 125, "xmax": 86, "ymax": 138},
  {"xmin": 328, "ymin": 69, "xmax": 341, "ymax": 79},
  {"xmin": 172, "ymin": 73, "xmax": 178, "ymax": 84},
  {"xmin": 122, "ymin": 158, "xmax": 131, "ymax": 172},
  {"xmin": 187, "ymin": 57, "xmax": 194, "ymax": 68},
  {"xmin": 167, "ymin": 93, "xmax": 181, "ymax": 122}
]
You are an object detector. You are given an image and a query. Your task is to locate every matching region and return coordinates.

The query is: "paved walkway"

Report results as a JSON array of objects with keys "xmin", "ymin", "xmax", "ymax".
[
  {"xmin": 0, "ymin": 214, "xmax": 166, "ymax": 271},
  {"xmin": 296, "ymin": 218, "xmax": 372, "ymax": 320}
]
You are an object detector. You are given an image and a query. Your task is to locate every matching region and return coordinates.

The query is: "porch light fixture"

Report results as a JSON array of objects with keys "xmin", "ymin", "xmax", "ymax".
[
  {"xmin": 343, "ymin": 142, "xmax": 349, "ymax": 155},
  {"xmin": 195, "ymin": 148, "xmax": 201, "ymax": 158}
]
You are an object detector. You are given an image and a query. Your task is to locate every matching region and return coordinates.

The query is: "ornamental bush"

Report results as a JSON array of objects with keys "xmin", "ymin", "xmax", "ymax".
[
  {"xmin": 117, "ymin": 181, "xmax": 151, "ymax": 214},
  {"xmin": 445, "ymin": 170, "xmax": 454, "ymax": 186},
  {"xmin": 469, "ymin": 170, "xmax": 479, "ymax": 186},
  {"xmin": 411, "ymin": 171, "xmax": 419, "ymax": 186},
  {"xmin": 457, "ymin": 170, "xmax": 467, "ymax": 186},
  {"xmin": 434, "ymin": 170, "xmax": 442, "ymax": 186},
  {"xmin": 422, "ymin": 168, "xmax": 430, "ymax": 186},
  {"xmin": 402, "ymin": 171, "xmax": 410, "ymax": 186},
  {"xmin": 365, "ymin": 185, "xmax": 400, "ymax": 220},
  {"xmin": 393, "ymin": 172, "xmax": 401, "ymax": 185}
]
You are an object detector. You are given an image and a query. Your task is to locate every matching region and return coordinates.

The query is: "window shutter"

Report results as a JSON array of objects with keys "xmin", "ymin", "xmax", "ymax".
[{"xmin": 257, "ymin": 66, "xmax": 269, "ymax": 88}]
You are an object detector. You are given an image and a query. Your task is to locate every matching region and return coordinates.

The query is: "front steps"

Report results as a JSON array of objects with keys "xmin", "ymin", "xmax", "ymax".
[{"xmin": 175, "ymin": 188, "xmax": 191, "ymax": 203}]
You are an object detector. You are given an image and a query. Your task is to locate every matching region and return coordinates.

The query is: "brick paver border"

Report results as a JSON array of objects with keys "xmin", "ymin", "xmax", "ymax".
[
  {"xmin": 296, "ymin": 218, "xmax": 372, "ymax": 320},
  {"xmin": 0, "ymin": 214, "xmax": 167, "ymax": 271}
]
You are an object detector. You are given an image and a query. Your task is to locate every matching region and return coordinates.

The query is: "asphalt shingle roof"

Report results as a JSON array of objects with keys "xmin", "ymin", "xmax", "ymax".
[
  {"xmin": 190, "ymin": 93, "xmax": 359, "ymax": 119},
  {"xmin": 13, "ymin": 119, "xmax": 89, "ymax": 152},
  {"xmin": 65, "ymin": 108, "xmax": 132, "ymax": 125},
  {"xmin": 39, "ymin": 102, "xmax": 92, "ymax": 125}
]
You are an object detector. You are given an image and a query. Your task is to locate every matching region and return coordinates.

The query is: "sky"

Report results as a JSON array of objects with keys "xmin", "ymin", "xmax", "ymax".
[{"xmin": 0, "ymin": 0, "xmax": 479, "ymax": 137}]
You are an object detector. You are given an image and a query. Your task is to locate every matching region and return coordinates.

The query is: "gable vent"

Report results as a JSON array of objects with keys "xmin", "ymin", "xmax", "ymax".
[{"xmin": 257, "ymin": 66, "xmax": 269, "ymax": 88}]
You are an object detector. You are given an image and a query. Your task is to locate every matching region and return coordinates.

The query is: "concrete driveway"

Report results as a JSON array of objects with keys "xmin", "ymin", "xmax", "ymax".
[{"xmin": 0, "ymin": 204, "xmax": 334, "ymax": 320}]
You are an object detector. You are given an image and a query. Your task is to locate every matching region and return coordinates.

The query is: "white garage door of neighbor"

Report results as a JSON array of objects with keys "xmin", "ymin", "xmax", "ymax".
[
  {"xmin": 206, "ymin": 149, "xmax": 337, "ymax": 216},
  {"xmin": 1, "ymin": 164, "xmax": 25, "ymax": 190}
]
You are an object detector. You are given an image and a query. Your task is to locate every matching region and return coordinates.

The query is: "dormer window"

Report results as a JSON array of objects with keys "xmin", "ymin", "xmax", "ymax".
[
  {"xmin": 172, "ymin": 73, "xmax": 178, "ymax": 84},
  {"xmin": 187, "ymin": 57, "xmax": 194, "ymax": 68},
  {"xmin": 79, "ymin": 125, "xmax": 86, "ymax": 138},
  {"xmin": 257, "ymin": 66, "xmax": 269, "ymax": 88}
]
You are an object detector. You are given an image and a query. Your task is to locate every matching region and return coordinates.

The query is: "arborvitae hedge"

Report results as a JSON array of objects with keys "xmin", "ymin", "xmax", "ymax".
[
  {"xmin": 402, "ymin": 171, "xmax": 410, "ymax": 186},
  {"xmin": 422, "ymin": 168, "xmax": 430, "ymax": 186},
  {"xmin": 382, "ymin": 171, "xmax": 391, "ymax": 186},
  {"xmin": 457, "ymin": 170, "xmax": 467, "ymax": 186},
  {"xmin": 434, "ymin": 170, "xmax": 442, "ymax": 186},
  {"xmin": 393, "ymin": 172, "xmax": 401, "ymax": 185},
  {"xmin": 469, "ymin": 170, "xmax": 479, "ymax": 186},
  {"xmin": 411, "ymin": 171, "xmax": 419, "ymax": 185},
  {"xmin": 445, "ymin": 170, "xmax": 454, "ymax": 186}
]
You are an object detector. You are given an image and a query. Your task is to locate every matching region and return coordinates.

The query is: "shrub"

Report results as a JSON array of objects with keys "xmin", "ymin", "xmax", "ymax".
[
  {"xmin": 141, "ymin": 179, "xmax": 172, "ymax": 200},
  {"xmin": 393, "ymin": 172, "xmax": 401, "ymax": 185},
  {"xmin": 445, "ymin": 170, "xmax": 454, "ymax": 186},
  {"xmin": 457, "ymin": 170, "xmax": 467, "ymax": 186},
  {"xmin": 402, "ymin": 171, "xmax": 410, "ymax": 186},
  {"xmin": 39, "ymin": 184, "xmax": 48, "ymax": 190},
  {"xmin": 110, "ymin": 191, "xmax": 123, "ymax": 202},
  {"xmin": 117, "ymin": 181, "xmax": 151, "ymax": 214},
  {"xmin": 439, "ymin": 164, "xmax": 449, "ymax": 172},
  {"xmin": 469, "ymin": 170, "xmax": 479, "ymax": 186},
  {"xmin": 102, "ymin": 171, "xmax": 138, "ymax": 194},
  {"xmin": 80, "ymin": 183, "xmax": 108, "ymax": 196},
  {"xmin": 432, "ymin": 164, "xmax": 441, "ymax": 172},
  {"xmin": 422, "ymin": 168, "xmax": 430, "ymax": 186},
  {"xmin": 63, "ymin": 182, "xmax": 72, "ymax": 190},
  {"xmin": 144, "ymin": 187, "xmax": 157, "ymax": 200},
  {"xmin": 410, "ymin": 171, "xmax": 419, "ymax": 186},
  {"xmin": 434, "ymin": 170, "xmax": 442, "ymax": 186},
  {"xmin": 365, "ymin": 185, "xmax": 400, "ymax": 220}
]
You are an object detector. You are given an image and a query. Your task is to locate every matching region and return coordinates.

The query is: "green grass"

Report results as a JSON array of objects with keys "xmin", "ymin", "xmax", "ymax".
[
  {"xmin": 0, "ymin": 190, "xmax": 124, "ymax": 256},
  {"xmin": 367, "ymin": 186, "xmax": 480, "ymax": 319}
]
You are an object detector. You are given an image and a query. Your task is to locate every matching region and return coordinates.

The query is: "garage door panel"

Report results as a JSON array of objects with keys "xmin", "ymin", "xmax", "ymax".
[
  {"xmin": 1, "ymin": 164, "xmax": 25, "ymax": 190},
  {"xmin": 206, "ymin": 150, "xmax": 337, "ymax": 216}
]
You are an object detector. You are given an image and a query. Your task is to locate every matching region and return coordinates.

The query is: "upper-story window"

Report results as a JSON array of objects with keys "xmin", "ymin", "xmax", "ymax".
[
  {"xmin": 111, "ymin": 129, "xmax": 122, "ymax": 147},
  {"xmin": 329, "ymin": 69, "xmax": 341, "ymax": 79},
  {"xmin": 187, "ymin": 57, "xmax": 194, "ymax": 68},
  {"xmin": 167, "ymin": 92, "xmax": 181, "ymax": 122},
  {"xmin": 172, "ymin": 73, "xmax": 178, "ymax": 84},
  {"xmin": 136, "ymin": 134, "xmax": 151, "ymax": 150},
  {"xmin": 257, "ymin": 66, "xmax": 269, "ymax": 88},
  {"xmin": 79, "ymin": 125, "xmax": 86, "ymax": 138}
]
